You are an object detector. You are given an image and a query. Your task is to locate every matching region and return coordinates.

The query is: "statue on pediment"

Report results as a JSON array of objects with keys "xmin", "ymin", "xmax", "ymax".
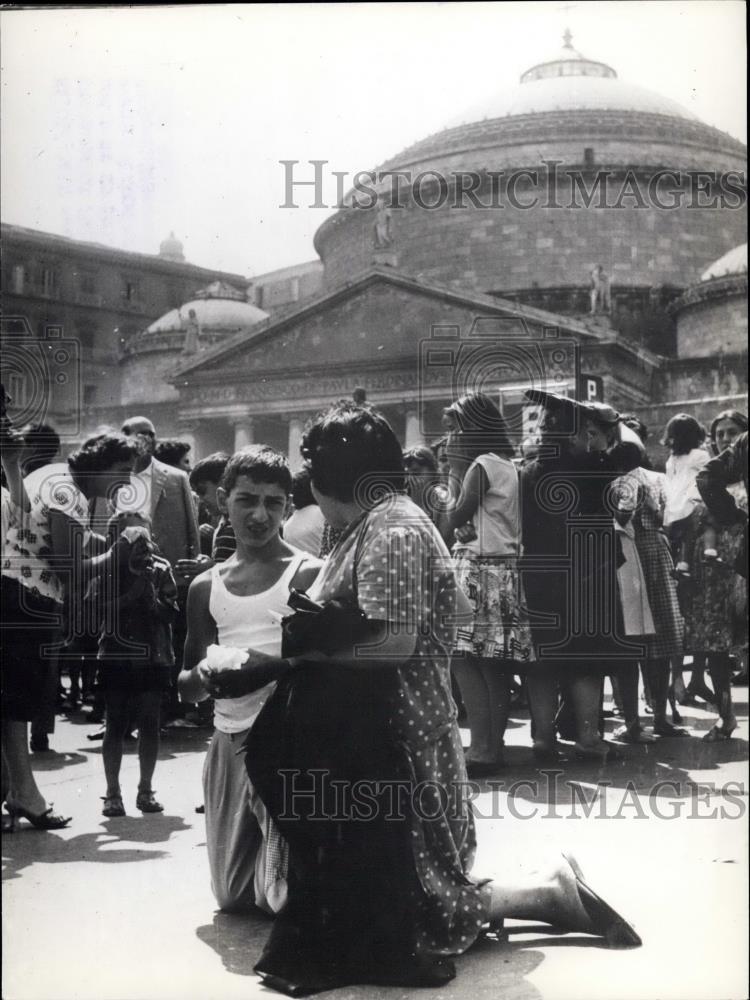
[
  {"xmin": 373, "ymin": 195, "xmax": 394, "ymax": 249},
  {"xmin": 590, "ymin": 264, "xmax": 611, "ymax": 314},
  {"xmin": 182, "ymin": 308, "xmax": 201, "ymax": 355}
]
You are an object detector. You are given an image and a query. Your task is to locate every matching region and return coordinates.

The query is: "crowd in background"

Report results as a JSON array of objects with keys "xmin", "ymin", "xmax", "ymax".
[{"xmin": 0, "ymin": 393, "xmax": 747, "ymax": 829}]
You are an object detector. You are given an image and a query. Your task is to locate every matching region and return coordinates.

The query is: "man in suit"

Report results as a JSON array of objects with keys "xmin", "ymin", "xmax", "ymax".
[
  {"xmin": 120, "ymin": 416, "xmax": 203, "ymax": 724},
  {"xmin": 120, "ymin": 416, "xmax": 199, "ymax": 567}
]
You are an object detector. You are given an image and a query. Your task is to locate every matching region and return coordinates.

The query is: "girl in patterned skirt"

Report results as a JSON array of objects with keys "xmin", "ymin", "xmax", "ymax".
[{"xmin": 443, "ymin": 393, "xmax": 533, "ymax": 773}]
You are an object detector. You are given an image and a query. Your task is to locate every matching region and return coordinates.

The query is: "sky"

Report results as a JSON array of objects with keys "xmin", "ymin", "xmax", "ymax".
[{"xmin": 1, "ymin": 2, "xmax": 746, "ymax": 279}]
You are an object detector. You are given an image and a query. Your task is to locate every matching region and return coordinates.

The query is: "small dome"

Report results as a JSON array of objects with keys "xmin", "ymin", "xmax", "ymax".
[
  {"xmin": 145, "ymin": 296, "xmax": 268, "ymax": 335},
  {"xmin": 701, "ymin": 243, "xmax": 748, "ymax": 282},
  {"xmin": 159, "ymin": 231, "xmax": 185, "ymax": 262}
]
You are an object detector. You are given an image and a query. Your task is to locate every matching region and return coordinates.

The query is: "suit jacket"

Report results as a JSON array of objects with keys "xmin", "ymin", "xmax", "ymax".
[{"xmin": 148, "ymin": 458, "xmax": 200, "ymax": 567}]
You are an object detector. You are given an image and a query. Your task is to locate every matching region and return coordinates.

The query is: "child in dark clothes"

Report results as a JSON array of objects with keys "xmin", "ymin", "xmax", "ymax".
[{"xmin": 94, "ymin": 512, "xmax": 179, "ymax": 817}]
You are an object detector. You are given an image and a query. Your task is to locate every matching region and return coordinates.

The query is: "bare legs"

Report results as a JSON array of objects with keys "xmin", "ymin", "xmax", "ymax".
[
  {"xmin": 452, "ymin": 655, "xmax": 509, "ymax": 764},
  {"xmin": 704, "ymin": 653, "xmax": 737, "ymax": 739},
  {"xmin": 103, "ymin": 691, "xmax": 162, "ymax": 798},
  {"xmin": 2, "ymin": 721, "xmax": 48, "ymax": 814}
]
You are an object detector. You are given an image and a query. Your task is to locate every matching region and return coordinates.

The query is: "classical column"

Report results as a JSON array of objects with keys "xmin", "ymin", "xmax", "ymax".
[
  {"xmin": 233, "ymin": 417, "xmax": 254, "ymax": 451},
  {"xmin": 287, "ymin": 416, "xmax": 305, "ymax": 473},
  {"xmin": 404, "ymin": 409, "xmax": 422, "ymax": 449}
]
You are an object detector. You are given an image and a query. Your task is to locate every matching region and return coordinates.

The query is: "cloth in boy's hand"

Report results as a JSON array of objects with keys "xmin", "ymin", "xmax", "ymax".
[{"xmin": 205, "ymin": 643, "xmax": 249, "ymax": 672}]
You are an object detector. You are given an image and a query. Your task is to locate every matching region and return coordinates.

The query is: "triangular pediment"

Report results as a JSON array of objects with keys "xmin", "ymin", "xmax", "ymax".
[{"xmin": 171, "ymin": 268, "xmax": 599, "ymax": 384}]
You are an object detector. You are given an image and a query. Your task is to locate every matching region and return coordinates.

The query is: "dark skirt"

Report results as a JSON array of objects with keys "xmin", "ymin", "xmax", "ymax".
[
  {"xmin": 1, "ymin": 576, "xmax": 62, "ymax": 721},
  {"xmin": 245, "ymin": 663, "xmax": 458, "ymax": 994},
  {"xmin": 96, "ymin": 658, "xmax": 172, "ymax": 694}
]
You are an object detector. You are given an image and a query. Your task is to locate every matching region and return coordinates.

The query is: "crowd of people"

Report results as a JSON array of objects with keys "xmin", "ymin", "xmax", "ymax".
[{"xmin": 1, "ymin": 389, "xmax": 747, "ymax": 991}]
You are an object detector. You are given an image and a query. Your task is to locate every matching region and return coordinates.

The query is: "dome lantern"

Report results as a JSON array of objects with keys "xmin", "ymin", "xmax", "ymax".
[
  {"xmin": 521, "ymin": 29, "xmax": 617, "ymax": 84},
  {"xmin": 159, "ymin": 231, "xmax": 185, "ymax": 263}
]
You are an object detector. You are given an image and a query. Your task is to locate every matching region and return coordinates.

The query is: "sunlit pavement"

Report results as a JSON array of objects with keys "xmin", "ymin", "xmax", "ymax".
[{"xmin": 3, "ymin": 685, "xmax": 748, "ymax": 1000}]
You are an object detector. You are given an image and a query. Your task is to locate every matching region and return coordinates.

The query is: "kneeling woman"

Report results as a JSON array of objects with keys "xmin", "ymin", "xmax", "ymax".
[{"xmin": 205, "ymin": 403, "xmax": 642, "ymax": 993}]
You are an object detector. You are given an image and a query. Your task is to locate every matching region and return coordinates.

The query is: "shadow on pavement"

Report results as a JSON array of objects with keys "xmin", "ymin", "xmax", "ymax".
[
  {"xmin": 30, "ymin": 751, "xmax": 88, "ymax": 771},
  {"xmin": 196, "ymin": 909, "xmax": 272, "ymax": 978},
  {"xmin": 2, "ymin": 814, "xmax": 191, "ymax": 883}
]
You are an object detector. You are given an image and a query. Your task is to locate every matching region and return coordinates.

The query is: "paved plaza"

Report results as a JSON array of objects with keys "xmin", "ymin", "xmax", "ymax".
[{"xmin": 3, "ymin": 688, "xmax": 748, "ymax": 1000}]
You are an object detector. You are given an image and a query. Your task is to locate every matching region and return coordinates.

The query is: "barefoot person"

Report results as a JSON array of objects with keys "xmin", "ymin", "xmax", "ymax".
[
  {"xmin": 178, "ymin": 446, "xmax": 320, "ymax": 913},
  {"xmin": 203, "ymin": 402, "xmax": 642, "ymax": 993}
]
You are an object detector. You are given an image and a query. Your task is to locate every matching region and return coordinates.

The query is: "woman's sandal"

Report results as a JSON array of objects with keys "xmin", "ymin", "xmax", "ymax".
[
  {"xmin": 5, "ymin": 800, "xmax": 72, "ymax": 831},
  {"xmin": 703, "ymin": 721, "xmax": 738, "ymax": 742},
  {"xmin": 560, "ymin": 853, "xmax": 642, "ymax": 947},
  {"xmin": 101, "ymin": 794, "xmax": 125, "ymax": 818}
]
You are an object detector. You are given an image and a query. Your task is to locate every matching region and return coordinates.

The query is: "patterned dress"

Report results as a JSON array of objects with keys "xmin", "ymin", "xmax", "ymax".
[
  {"xmin": 308, "ymin": 493, "xmax": 490, "ymax": 957},
  {"xmin": 614, "ymin": 467, "xmax": 684, "ymax": 658},
  {"xmin": 683, "ymin": 484, "xmax": 748, "ymax": 656}
]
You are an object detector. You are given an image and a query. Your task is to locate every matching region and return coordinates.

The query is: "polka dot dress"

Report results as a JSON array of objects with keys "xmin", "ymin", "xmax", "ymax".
[{"xmin": 311, "ymin": 493, "xmax": 490, "ymax": 956}]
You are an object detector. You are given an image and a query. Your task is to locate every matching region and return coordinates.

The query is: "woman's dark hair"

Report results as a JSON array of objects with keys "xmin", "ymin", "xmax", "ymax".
[
  {"xmin": 291, "ymin": 468, "xmax": 316, "ymax": 509},
  {"xmin": 709, "ymin": 409, "xmax": 748, "ymax": 444},
  {"xmin": 22, "ymin": 422, "xmax": 61, "ymax": 472},
  {"xmin": 68, "ymin": 433, "xmax": 139, "ymax": 476},
  {"xmin": 189, "ymin": 452, "xmax": 230, "ymax": 491},
  {"xmin": 443, "ymin": 393, "xmax": 515, "ymax": 462},
  {"xmin": 660, "ymin": 413, "xmax": 706, "ymax": 454},
  {"xmin": 403, "ymin": 445, "xmax": 438, "ymax": 473},
  {"xmin": 301, "ymin": 402, "xmax": 405, "ymax": 503},
  {"xmin": 219, "ymin": 445, "xmax": 292, "ymax": 496},
  {"xmin": 154, "ymin": 439, "xmax": 191, "ymax": 467}
]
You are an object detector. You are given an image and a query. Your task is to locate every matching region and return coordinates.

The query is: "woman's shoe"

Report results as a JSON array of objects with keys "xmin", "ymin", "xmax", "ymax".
[
  {"xmin": 102, "ymin": 795, "xmax": 125, "ymax": 817},
  {"xmin": 703, "ymin": 720, "xmax": 738, "ymax": 742},
  {"xmin": 5, "ymin": 800, "xmax": 71, "ymax": 831},
  {"xmin": 559, "ymin": 853, "xmax": 642, "ymax": 947},
  {"xmin": 136, "ymin": 790, "xmax": 164, "ymax": 813}
]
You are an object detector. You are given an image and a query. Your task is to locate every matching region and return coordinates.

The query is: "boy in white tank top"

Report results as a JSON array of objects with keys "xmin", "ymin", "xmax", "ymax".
[{"xmin": 178, "ymin": 447, "xmax": 320, "ymax": 914}]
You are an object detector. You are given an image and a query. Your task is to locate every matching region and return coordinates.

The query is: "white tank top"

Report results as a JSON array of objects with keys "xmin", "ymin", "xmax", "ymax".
[{"xmin": 209, "ymin": 550, "xmax": 307, "ymax": 733}]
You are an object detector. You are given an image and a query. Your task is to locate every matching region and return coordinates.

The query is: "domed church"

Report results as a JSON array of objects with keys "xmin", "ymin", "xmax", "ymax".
[{"xmin": 174, "ymin": 33, "xmax": 747, "ymax": 465}]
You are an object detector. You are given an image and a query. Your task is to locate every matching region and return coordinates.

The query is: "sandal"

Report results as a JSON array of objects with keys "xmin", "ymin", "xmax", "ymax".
[
  {"xmin": 5, "ymin": 799, "xmax": 72, "ymax": 831},
  {"xmin": 102, "ymin": 795, "xmax": 125, "ymax": 818},
  {"xmin": 136, "ymin": 790, "xmax": 164, "ymax": 813}
]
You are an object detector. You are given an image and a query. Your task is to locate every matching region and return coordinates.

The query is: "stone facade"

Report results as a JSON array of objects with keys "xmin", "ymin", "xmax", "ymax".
[
  {"xmin": 173, "ymin": 269, "xmax": 660, "ymax": 465},
  {"xmin": 316, "ymin": 116, "xmax": 747, "ymax": 296},
  {"xmin": 673, "ymin": 274, "xmax": 748, "ymax": 357},
  {"xmin": 0, "ymin": 223, "xmax": 247, "ymax": 442}
]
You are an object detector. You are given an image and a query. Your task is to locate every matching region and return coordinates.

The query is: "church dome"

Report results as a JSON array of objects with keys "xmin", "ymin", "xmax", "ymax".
[
  {"xmin": 701, "ymin": 243, "xmax": 748, "ymax": 281},
  {"xmin": 159, "ymin": 231, "xmax": 185, "ymax": 262},
  {"xmin": 450, "ymin": 32, "xmax": 697, "ymax": 126},
  {"xmin": 314, "ymin": 32, "xmax": 746, "ymax": 296},
  {"xmin": 120, "ymin": 282, "xmax": 269, "ymax": 406},
  {"xmin": 145, "ymin": 296, "xmax": 268, "ymax": 335}
]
